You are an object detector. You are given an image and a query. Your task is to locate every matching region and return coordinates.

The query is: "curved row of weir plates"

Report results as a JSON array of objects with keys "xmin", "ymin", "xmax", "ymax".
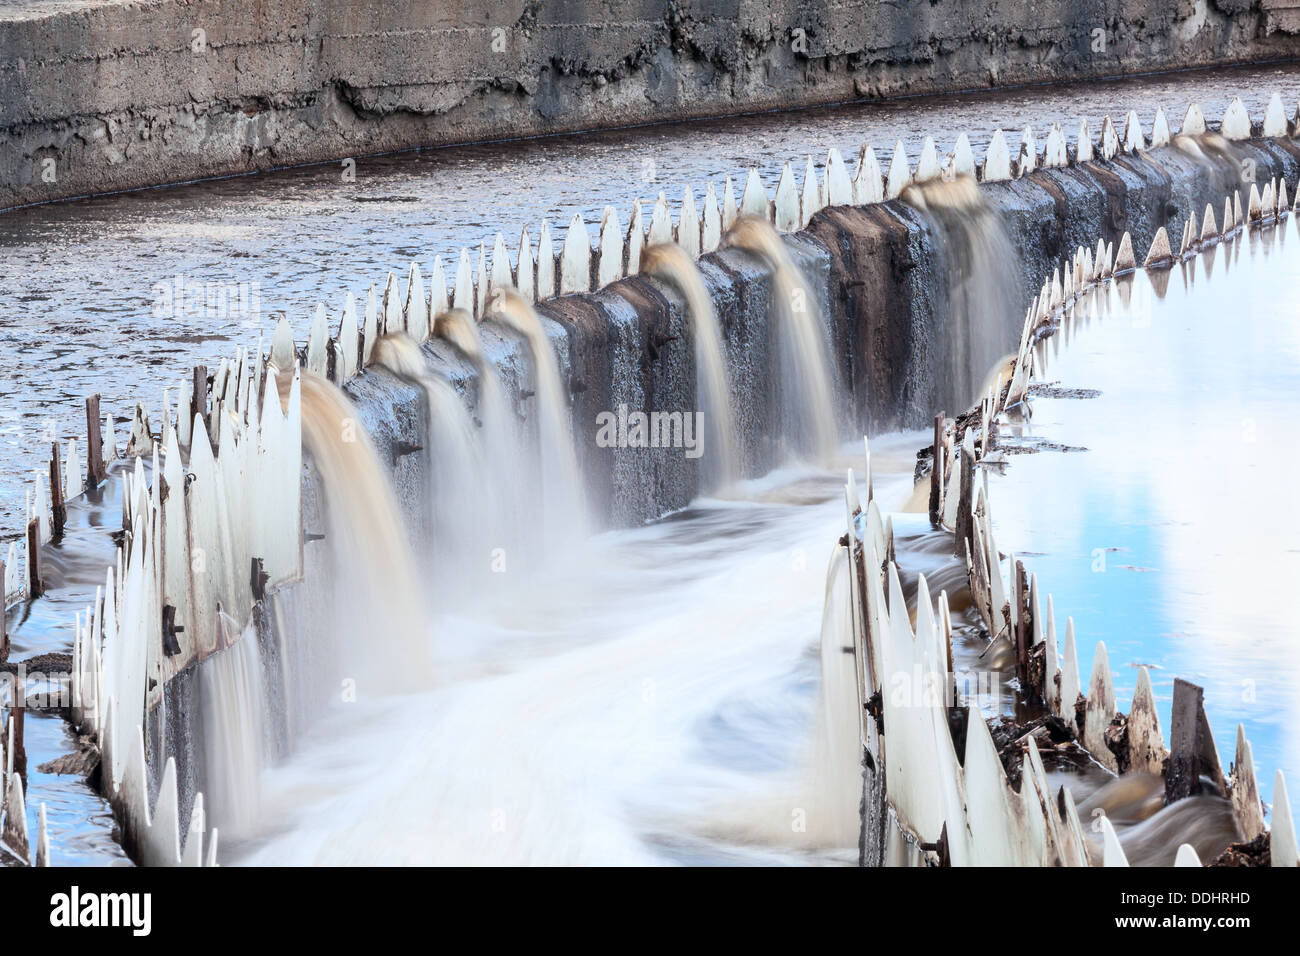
[
  {"xmin": 841, "ymin": 184, "xmax": 1300, "ymax": 867},
  {"xmin": 2, "ymin": 92, "xmax": 1299, "ymax": 865}
]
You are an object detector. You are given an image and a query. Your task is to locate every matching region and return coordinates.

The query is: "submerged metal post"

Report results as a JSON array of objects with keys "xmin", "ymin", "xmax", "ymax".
[
  {"xmin": 1013, "ymin": 559, "xmax": 1029, "ymax": 686},
  {"xmin": 928, "ymin": 411, "xmax": 945, "ymax": 526},
  {"xmin": 954, "ymin": 443, "xmax": 974, "ymax": 557},
  {"xmin": 1164, "ymin": 678, "xmax": 1228, "ymax": 805},
  {"xmin": 192, "ymin": 365, "xmax": 208, "ymax": 436},
  {"xmin": 85, "ymin": 394, "xmax": 107, "ymax": 489},
  {"xmin": 1166, "ymin": 679, "xmax": 1204, "ymax": 803},
  {"xmin": 10, "ymin": 698, "xmax": 26, "ymax": 783},
  {"xmin": 25, "ymin": 519, "xmax": 42, "ymax": 599},
  {"xmin": 49, "ymin": 442, "xmax": 66, "ymax": 539}
]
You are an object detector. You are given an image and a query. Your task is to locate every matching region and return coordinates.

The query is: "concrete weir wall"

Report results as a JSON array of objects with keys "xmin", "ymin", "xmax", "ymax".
[
  {"xmin": 338, "ymin": 136, "xmax": 1299, "ymax": 535},
  {"xmin": 2, "ymin": 0, "xmax": 1299, "ymax": 207}
]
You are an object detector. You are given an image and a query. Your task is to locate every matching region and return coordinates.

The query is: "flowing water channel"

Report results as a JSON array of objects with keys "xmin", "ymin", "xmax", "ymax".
[{"xmin": 229, "ymin": 439, "xmax": 921, "ymax": 866}]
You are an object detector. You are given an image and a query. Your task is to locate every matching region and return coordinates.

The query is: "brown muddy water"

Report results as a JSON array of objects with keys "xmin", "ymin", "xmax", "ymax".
[{"xmin": 2, "ymin": 64, "xmax": 1299, "ymax": 539}]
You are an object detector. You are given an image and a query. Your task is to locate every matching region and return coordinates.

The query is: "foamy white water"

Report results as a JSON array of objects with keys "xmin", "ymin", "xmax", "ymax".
[
  {"xmin": 232, "ymin": 436, "xmax": 921, "ymax": 865},
  {"xmin": 199, "ymin": 628, "xmax": 266, "ymax": 838},
  {"xmin": 373, "ymin": 333, "xmax": 494, "ymax": 600}
]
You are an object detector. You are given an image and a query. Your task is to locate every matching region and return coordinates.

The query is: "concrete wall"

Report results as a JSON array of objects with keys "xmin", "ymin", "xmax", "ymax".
[{"xmin": 3, "ymin": 0, "xmax": 1298, "ymax": 207}]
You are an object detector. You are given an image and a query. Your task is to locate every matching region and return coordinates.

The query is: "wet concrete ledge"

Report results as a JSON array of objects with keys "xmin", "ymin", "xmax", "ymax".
[{"xmin": 3, "ymin": 0, "xmax": 1299, "ymax": 207}]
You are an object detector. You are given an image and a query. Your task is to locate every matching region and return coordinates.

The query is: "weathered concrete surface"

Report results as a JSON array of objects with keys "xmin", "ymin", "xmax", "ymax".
[{"xmin": 3, "ymin": 0, "xmax": 1299, "ymax": 207}]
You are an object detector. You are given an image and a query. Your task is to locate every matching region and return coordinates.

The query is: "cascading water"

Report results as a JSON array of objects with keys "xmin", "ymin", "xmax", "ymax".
[
  {"xmin": 433, "ymin": 308, "xmax": 533, "ymax": 568},
  {"xmin": 901, "ymin": 176, "xmax": 1019, "ymax": 409},
  {"xmin": 1074, "ymin": 772, "xmax": 1243, "ymax": 866},
  {"xmin": 198, "ymin": 617, "xmax": 265, "ymax": 838},
  {"xmin": 297, "ymin": 370, "xmax": 432, "ymax": 694},
  {"xmin": 725, "ymin": 217, "xmax": 839, "ymax": 462},
  {"xmin": 235, "ymin": 439, "xmax": 923, "ymax": 865},
  {"xmin": 204, "ymin": 369, "xmax": 439, "ymax": 849},
  {"xmin": 640, "ymin": 243, "xmax": 739, "ymax": 489},
  {"xmin": 488, "ymin": 289, "xmax": 589, "ymax": 548},
  {"xmin": 433, "ymin": 308, "xmax": 488, "ymax": 364},
  {"xmin": 371, "ymin": 334, "xmax": 493, "ymax": 601}
]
